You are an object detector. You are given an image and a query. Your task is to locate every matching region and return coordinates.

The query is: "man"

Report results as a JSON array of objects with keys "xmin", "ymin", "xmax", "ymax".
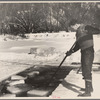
[{"xmin": 67, "ymin": 19, "xmax": 100, "ymax": 97}]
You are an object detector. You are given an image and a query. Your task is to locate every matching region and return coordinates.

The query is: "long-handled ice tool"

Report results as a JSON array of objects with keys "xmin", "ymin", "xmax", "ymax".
[{"xmin": 47, "ymin": 41, "xmax": 76, "ymax": 86}]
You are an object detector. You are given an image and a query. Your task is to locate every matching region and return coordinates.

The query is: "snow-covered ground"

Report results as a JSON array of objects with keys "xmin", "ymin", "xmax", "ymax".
[
  {"xmin": 0, "ymin": 32, "xmax": 100, "ymax": 63},
  {"xmin": 0, "ymin": 31, "xmax": 100, "ymax": 82}
]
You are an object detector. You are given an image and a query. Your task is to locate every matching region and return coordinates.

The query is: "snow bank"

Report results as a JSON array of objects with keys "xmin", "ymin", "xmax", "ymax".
[
  {"xmin": 0, "ymin": 32, "xmax": 76, "ymax": 41},
  {"xmin": 0, "ymin": 35, "xmax": 22, "ymax": 41},
  {"xmin": 25, "ymin": 32, "xmax": 76, "ymax": 39}
]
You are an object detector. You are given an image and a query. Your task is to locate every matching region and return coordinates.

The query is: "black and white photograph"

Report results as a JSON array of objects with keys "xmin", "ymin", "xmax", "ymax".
[{"xmin": 0, "ymin": 1, "xmax": 100, "ymax": 99}]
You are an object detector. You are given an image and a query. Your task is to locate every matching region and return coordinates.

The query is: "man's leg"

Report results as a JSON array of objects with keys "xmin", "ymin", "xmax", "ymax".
[{"xmin": 78, "ymin": 50, "xmax": 94, "ymax": 97}]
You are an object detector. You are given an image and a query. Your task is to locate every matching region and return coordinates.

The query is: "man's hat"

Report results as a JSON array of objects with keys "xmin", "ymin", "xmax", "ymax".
[{"xmin": 69, "ymin": 19, "xmax": 79, "ymax": 27}]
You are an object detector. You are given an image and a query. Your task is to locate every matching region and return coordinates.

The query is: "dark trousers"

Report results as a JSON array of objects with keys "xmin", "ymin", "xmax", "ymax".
[{"xmin": 81, "ymin": 47, "xmax": 94, "ymax": 80}]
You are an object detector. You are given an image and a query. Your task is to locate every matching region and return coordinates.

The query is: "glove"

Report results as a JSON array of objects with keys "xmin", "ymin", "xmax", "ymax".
[{"xmin": 65, "ymin": 51, "xmax": 72, "ymax": 56}]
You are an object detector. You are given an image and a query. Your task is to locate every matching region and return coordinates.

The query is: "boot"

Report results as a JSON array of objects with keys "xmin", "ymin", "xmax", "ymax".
[
  {"xmin": 80, "ymin": 81, "xmax": 93, "ymax": 92},
  {"xmin": 78, "ymin": 80, "xmax": 92, "ymax": 97}
]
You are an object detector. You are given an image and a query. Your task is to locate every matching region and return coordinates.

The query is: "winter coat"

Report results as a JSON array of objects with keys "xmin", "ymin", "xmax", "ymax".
[{"xmin": 72, "ymin": 24, "xmax": 100, "ymax": 52}]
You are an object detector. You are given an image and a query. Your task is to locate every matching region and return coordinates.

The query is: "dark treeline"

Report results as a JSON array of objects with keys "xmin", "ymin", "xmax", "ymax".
[{"xmin": 0, "ymin": 3, "xmax": 100, "ymax": 36}]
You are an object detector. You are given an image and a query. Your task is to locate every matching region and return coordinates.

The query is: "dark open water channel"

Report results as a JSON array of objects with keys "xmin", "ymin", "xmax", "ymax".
[{"xmin": 0, "ymin": 65, "xmax": 72, "ymax": 97}]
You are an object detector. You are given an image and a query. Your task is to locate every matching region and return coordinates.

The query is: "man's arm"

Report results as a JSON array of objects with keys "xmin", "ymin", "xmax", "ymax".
[
  {"xmin": 66, "ymin": 41, "xmax": 80, "ymax": 56},
  {"xmin": 71, "ymin": 41, "xmax": 80, "ymax": 53},
  {"xmin": 85, "ymin": 25, "xmax": 100, "ymax": 35}
]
